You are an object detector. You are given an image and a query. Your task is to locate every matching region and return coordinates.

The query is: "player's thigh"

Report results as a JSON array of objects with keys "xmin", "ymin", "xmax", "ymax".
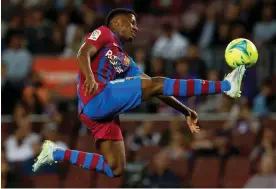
[
  {"xmin": 83, "ymin": 77, "xmax": 142, "ymax": 119},
  {"xmin": 97, "ymin": 139, "xmax": 126, "ymax": 173}
]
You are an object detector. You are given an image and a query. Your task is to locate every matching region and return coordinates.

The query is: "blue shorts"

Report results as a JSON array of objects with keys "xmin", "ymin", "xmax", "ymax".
[{"xmin": 81, "ymin": 76, "xmax": 142, "ymax": 120}]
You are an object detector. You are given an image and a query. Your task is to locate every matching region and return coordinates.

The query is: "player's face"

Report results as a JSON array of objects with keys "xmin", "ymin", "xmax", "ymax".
[{"xmin": 119, "ymin": 14, "xmax": 138, "ymax": 42}]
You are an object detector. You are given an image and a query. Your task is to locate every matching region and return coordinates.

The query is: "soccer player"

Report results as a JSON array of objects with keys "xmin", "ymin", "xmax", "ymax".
[{"xmin": 33, "ymin": 8, "xmax": 246, "ymax": 178}]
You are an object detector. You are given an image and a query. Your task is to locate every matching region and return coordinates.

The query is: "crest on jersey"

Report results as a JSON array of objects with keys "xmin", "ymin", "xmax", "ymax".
[
  {"xmin": 89, "ymin": 30, "xmax": 101, "ymax": 41},
  {"xmin": 124, "ymin": 56, "xmax": 130, "ymax": 66}
]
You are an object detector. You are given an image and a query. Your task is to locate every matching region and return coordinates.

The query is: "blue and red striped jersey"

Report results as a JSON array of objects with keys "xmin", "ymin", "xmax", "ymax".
[{"xmin": 77, "ymin": 26, "xmax": 143, "ymax": 104}]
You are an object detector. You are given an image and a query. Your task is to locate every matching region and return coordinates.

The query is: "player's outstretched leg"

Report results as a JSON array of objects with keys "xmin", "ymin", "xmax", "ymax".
[
  {"xmin": 142, "ymin": 65, "xmax": 246, "ymax": 100},
  {"xmin": 32, "ymin": 140, "xmax": 116, "ymax": 178}
]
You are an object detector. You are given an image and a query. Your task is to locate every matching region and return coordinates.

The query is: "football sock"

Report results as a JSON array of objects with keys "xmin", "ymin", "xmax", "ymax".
[
  {"xmin": 53, "ymin": 148, "xmax": 115, "ymax": 178},
  {"xmin": 163, "ymin": 78, "xmax": 231, "ymax": 97}
]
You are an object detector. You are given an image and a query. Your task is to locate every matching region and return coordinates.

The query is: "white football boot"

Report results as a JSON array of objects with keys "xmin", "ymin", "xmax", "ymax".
[
  {"xmin": 32, "ymin": 140, "xmax": 57, "ymax": 172},
  {"xmin": 223, "ymin": 65, "xmax": 246, "ymax": 98}
]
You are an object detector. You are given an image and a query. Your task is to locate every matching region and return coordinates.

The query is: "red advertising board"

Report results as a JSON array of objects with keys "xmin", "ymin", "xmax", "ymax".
[{"xmin": 33, "ymin": 57, "xmax": 79, "ymax": 98}]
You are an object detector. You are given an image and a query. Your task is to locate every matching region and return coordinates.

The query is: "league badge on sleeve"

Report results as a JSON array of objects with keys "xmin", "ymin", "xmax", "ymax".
[{"xmin": 89, "ymin": 30, "xmax": 101, "ymax": 41}]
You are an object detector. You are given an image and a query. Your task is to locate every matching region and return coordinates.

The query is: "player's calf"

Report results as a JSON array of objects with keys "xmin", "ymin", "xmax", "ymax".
[
  {"xmin": 141, "ymin": 76, "xmax": 231, "ymax": 100},
  {"xmin": 162, "ymin": 78, "xmax": 230, "ymax": 96},
  {"xmin": 142, "ymin": 66, "xmax": 245, "ymax": 99},
  {"xmin": 33, "ymin": 140, "xmax": 121, "ymax": 178},
  {"xmin": 97, "ymin": 140, "xmax": 126, "ymax": 177},
  {"xmin": 53, "ymin": 148, "xmax": 123, "ymax": 177},
  {"xmin": 99, "ymin": 150, "xmax": 124, "ymax": 177}
]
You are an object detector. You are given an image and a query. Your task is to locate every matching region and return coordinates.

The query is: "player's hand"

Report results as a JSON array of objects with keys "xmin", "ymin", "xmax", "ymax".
[
  {"xmin": 186, "ymin": 110, "xmax": 200, "ymax": 134},
  {"xmin": 83, "ymin": 75, "xmax": 98, "ymax": 96}
]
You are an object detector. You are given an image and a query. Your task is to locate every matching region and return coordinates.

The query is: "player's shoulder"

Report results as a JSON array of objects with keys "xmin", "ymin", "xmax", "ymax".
[
  {"xmin": 86, "ymin": 25, "xmax": 112, "ymax": 40},
  {"xmin": 91, "ymin": 25, "xmax": 112, "ymax": 35}
]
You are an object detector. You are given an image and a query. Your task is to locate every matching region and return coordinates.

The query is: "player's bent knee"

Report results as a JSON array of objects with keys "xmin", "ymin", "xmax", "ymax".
[
  {"xmin": 112, "ymin": 164, "xmax": 124, "ymax": 177},
  {"xmin": 142, "ymin": 76, "xmax": 165, "ymax": 97},
  {"xmin": 105, "ymin": 155, "xmax": 117, "ymax": 170},
  {"xmin": 104, "ymin": 157, "xmax": 124, "ymax": 177}
]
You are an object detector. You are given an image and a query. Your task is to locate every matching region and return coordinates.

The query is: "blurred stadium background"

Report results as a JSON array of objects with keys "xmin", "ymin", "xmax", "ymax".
[{"xmin": 1, "ymin": 0, "xmax": 276, "ymax": 188}]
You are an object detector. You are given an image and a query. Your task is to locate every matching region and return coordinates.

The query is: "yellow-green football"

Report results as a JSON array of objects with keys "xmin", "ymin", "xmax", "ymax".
[{"xmin": 225, "ymin": 38, "xmax": 258, "ymax": 69}]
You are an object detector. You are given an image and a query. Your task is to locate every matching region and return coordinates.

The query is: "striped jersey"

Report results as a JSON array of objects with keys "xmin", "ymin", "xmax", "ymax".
[{"xmin": 77, "ymin": 26, "xmax": 143, "ymax": 105}]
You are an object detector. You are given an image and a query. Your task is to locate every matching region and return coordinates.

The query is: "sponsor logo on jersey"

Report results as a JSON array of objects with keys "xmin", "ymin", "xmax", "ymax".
[{"xmin": 105, "ymin": 50, "xmax": 130, "ymax": 74}]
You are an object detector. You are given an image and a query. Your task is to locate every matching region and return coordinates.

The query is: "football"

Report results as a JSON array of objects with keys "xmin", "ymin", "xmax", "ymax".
[{"xmin": 225, "ymin": 38, "xmax": 258, "ymax": 69}]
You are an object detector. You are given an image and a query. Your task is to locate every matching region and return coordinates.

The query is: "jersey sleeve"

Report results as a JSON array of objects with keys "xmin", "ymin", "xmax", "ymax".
[
  {"xmin": 125, "ymin": 57, "xmax": 144, "ymax": 77},
  {"xmin": 85, "ymin": 26, "xmax": 113, "ymax": 50}
]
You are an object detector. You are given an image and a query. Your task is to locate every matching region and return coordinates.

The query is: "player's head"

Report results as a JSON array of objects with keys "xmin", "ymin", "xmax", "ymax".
[{"xmin": 105, "ymin": 8, "xmax": 138, "ymax": 42}]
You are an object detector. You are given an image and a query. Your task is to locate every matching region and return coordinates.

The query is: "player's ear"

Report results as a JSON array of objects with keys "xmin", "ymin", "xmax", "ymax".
[{"xmin": 113, "ymin": 18, "xmax": 120, "ymax": 27}]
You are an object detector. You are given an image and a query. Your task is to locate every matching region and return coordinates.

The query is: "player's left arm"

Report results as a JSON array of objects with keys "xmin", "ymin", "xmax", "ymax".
[
  {"xmin": 126, "ymin": 58, "xmax": 195, "ymax": 116},
  {"xmin": 125, "ymin": 59, "xmax": 199, "ymax": 133},
  {"xmin": 140, "ymin": 74, "xmax": 194, "ymax": 116},
  {"xmin": 141, "ymin": 73, "xmax": 199, "ymax": 133}
]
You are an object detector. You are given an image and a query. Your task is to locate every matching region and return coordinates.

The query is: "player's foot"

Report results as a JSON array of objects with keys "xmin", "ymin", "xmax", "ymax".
[
  {"xmin": 223, "ymin": 65, "xmax": 246, "ymax": 98},
  {"xmin": 32, "ymin": 140, "xmax": 57, "ymax": 172}
]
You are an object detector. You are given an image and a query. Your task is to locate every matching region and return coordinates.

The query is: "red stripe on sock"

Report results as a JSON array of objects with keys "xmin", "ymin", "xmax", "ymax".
[
  {"xmin": 202, "ymin": 80, "xmax": 209, "ymax": 94},
  {"xmin": 90, "ymin": 154, "xmax": 100, "ymax": 169},
  {"xmin": 64, "ymin": 150, "xmax": 72, "ymax": 161},
  {"xmin": 215, "ymin": 81, "xmax": 221, "ymax": 93},
  {"xmin": 173, "ymin": 79, "xmax": 180, "ymax": 96},
  {"xmin": 187, "ymin": 79, "xmax": 195, "ymax": 96},
  {"xmin": 76, "ymin": 151, "xmax": 86, "ymax": 167}
]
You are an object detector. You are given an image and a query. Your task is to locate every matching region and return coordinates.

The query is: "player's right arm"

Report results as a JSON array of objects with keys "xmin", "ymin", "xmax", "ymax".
[
  {"xmin": 77, "ymin": 42, "xmax": 98, "ymax": 96},
  {"xmin": 77, "ymin": 27, "xmax": 112, "ymax": 96},
  {"xmin": 77, "ymin": 43, "xmax": 97, "ymax": 79}
]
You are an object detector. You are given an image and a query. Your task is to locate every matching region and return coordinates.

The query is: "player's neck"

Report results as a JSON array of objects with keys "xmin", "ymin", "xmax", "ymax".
[
  {"xmin": 109, "ymin": 29, "xmax": 124, "ymax": 47},
  {"xmin": 109, "ymin": 27, "xmax": 125, "ymax": 44}
]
